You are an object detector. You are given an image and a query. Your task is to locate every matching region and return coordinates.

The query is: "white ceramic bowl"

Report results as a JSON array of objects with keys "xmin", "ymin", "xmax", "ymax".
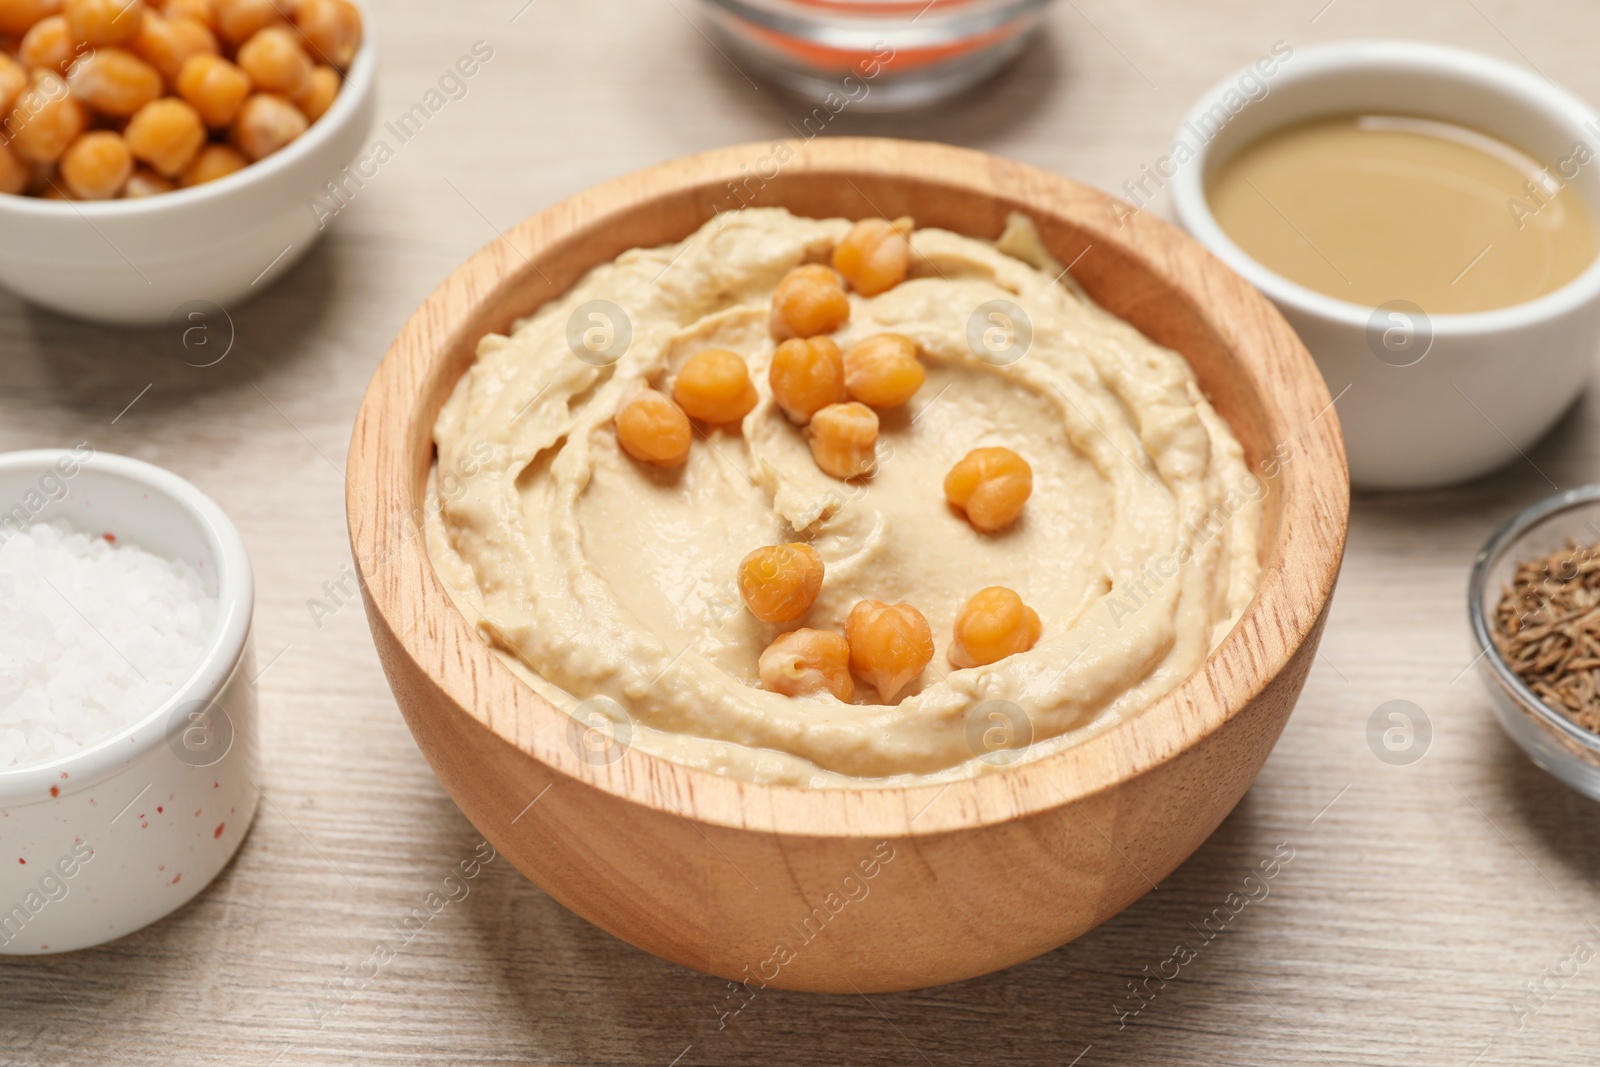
[
  {"xmin": 0, "ymin": 23, "xmax": 376, "ymax": 325},
  {"xmin": 1171, "ymin": 40, "xmax": 1600, "ymax": 490},
  {"xmin": 0, "ymin": 448, "xmax": 258, "ymax": 955}
]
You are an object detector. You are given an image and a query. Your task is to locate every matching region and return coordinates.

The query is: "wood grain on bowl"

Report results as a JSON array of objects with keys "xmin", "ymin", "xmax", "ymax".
[{"xmin": 345, "ymin": 138, "xmax": 1349, "ymax": 993}]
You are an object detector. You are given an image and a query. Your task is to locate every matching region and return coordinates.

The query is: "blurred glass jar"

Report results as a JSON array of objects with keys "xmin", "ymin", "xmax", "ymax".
[{"xmin": 700, "ymin": 0, "xmax": 1053, "ymax": 112}]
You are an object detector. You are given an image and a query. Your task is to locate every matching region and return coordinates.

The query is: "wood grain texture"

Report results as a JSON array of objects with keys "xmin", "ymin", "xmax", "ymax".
[
  {"xmin": 347, "ymin": 136, "xmax": 1347, "ymax": 992},
  {"xmin": 3, "ymin": 0, "xmax": 1600, "ymax": 1061}
]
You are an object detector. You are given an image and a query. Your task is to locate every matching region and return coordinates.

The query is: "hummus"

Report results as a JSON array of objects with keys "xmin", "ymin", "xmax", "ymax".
[{"xmin": 425, "ymin": 208, "xmax": 1262, "ymax": 786}]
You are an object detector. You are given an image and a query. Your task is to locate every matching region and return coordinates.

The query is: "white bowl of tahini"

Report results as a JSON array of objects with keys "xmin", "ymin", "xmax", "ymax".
[{"xmin": 1169, "ymin": 40, "xmax": 1600, "ymax": 489}]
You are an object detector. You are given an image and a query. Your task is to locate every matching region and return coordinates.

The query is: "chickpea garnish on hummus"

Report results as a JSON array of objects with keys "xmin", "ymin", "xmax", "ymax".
[
  {"xmin": 843, "ymin": 333, "xmax": 924, "ymax": 410},
  {"xmin": 944, "ymin": 446, "xmax": 1033, "ymax": 533},
  {"xmin": 738, "ymin": 543, "xmax": 824, "ymax": 624},
  {"xmin": 614, "ymin": 390, "xmax": 691, "ymax": 468},
  {"xmin": 805, "ymin": 401, "xmax": 878, "ymax": 480},
  {"xmin": 949, "ymin": 586, "xmax": 1042, "ymax": 668},
  {"xmin": 426, "ymin": 207, "xmax": 1261, "ymax": 785},
  {"xmin": 672, "ymin": 348, "xmax": 758, "ymax": 425},
  {"xmin": 759, "ymin": 629, "xmax": 853, "ymax": 702},
  {"xmin": 768, "ymin": 336, "xmax": 846, "ymax": 424},
  {"xmin": 770, "ymin": 264, "xmax": 850, "ymax": 340},
  {"xmin": 847, "ymin": 600, "xmax": 936, "ymax": 704},
  {"xmin": 832, "ymin": 216, "xmax": 912, "ymax": 295}
]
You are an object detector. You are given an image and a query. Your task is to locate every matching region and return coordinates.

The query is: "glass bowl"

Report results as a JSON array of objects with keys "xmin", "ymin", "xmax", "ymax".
[
  {"xmin": 698, "ymin": 0, "xmax": 1053, "ymax": 111},
  {"xmin": 1469, "ymin": 485, "xmax": 1600, "ymax": 799}
]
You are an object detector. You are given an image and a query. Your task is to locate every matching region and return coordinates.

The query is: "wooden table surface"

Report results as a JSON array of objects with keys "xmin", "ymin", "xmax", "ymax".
[{"xmin": 6, "ymin": 1, "xmax": 1600, "ymax": 1063}]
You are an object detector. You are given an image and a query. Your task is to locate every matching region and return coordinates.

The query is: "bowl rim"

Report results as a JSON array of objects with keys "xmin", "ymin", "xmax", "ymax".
[
  {"xmin": 701, "ymin": 0, "xmax": 1051, "ymax": 36},
  {"xmin": 1169, "ymin": 38, "xmax": 1600, "ymax": 334},
  {"xmin": 348, "ymin": 137, "xmax": 1349, "ymax": 838},
  {"xmin": 1468, "ymin": 483, "xmax": 1600, "ymax": 756},
  {"xmin": 0, "ymin": 449, "xmax": 255, "ymax": 803},
  {"xmin": 0, "ymin": 4, "xmax": 376, "ymax": 220}
]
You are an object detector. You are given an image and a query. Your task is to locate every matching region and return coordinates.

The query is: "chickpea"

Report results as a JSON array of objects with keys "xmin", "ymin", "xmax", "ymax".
[
  {"xmin": 768, "ymin": 336, "xmax": 845, "ymax": 424},
  {"xmin": 67, "ymin": 47, "xmax": 162, "ymax": 115},
  {"xmin": 229, "ymin": 90, "xmax": 304, "ymax": 159},
  {"xmin": 132, "ymin": 10, "xmax": 217, "ymax": 83},
  {"xmin": 162, "ymin": 0, "xmax": 211, "ymax": 27},
  {"xmin": 0, "ymin": 53, "xmax": 25, "ymax": 113},
  {"xmin": 64, "ymin": 0, "xmax": 144, "ymax": 46},
  {"xmin": 0, "ymin": 139, "xmax": 29, "ymax": 195},
  {"xmin": 290, "ymin": 61, "xmax": 336, "ymax": 120},
  {"xmin": 236, "ymin": 24, "xmax": 309, "ymax": 95},
  {"xmin": 737, "ymin": 543, "xmax": 824, "ymax": 624},
  {"xmin": 759, "ymin": 629, "xmax": 853, "ymax": 702},
  {"xmin": 17, "ymin": 14, "xmax": 72, "ymax": 72},
  {"xmin": 832, "ymin": 216, "xmax": 912, "ymax": 296},
  {"xmin": 0, "ymin": 0, "xmax": 61, "ymax": 36},
  {"xmin": 175, "ymin": 51, "xmax": 249, "ymax": 126},
  {"xmin": 293, "ymin": 0, "xmax": 359, "ymax": 68},
  {"xmin": 846, "ymin": 599, "xmax": 934, "ymax": 704},
  {"xmin": 843, "ymin": 332, "xmax": 924, "ymax": 409},
  {"xmin": 122, "ymin": 164, "xmax": 174, "ymax": 196},
  {"xmin": 948, "ymin": 587, "xmax": 1041, "ymax": 669},
  {"xmin": 178, "ymin": 140, "xmax": 242, "ymax": 184},
  {"xmin": 123, "ymin": 96, "xmax": 203, "ymax": 175},
  {"xmin": 9, "ymin": 70, "xmax": 85, "ymax": 163},
  {"xmin": 58, "ymin": 128, "xmax": 130, "ymax": 197},
  {"xmin": 211, "ymin": 0, "xmax": 284, "ymax": 45},
  {"xmin": 943, "ymin": 446, "xmax": 1033, "ymax": 533},
  {"xmin": 614, "ymin": 390, "xmax": 691, "ymax": 469},
  {"xmin": 671, "ymin": 348, "xmax": 758, "ymax": 425},
  {"xmin": 770, "ymin": 263, "xmax": 849, "ymax": 340},
  {"xmin": 805, "ymin": 401, "xmax": 878, "ymax": 480}
]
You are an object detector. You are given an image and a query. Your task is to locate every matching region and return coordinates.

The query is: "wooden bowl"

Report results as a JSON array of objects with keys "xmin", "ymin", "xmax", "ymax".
[{"xmin": 347, "ymin": 138, "xmax": 1349, "ymax": 993}]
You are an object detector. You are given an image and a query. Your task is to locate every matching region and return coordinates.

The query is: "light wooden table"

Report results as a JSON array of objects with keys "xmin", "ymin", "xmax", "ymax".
[{"xmin": 5, "ymin": 1, "xmax": 1600, "ymax": 1063}]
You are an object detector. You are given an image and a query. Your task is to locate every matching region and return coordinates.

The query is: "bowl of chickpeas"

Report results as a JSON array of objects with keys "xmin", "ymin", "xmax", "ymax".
[
  {"xmin": 346, "ymin": 138, "xmax": 1348, "ymax": 992},
  {"xmin": 0, "ymin": 0, "xmax": 372, "ymax": 323}
]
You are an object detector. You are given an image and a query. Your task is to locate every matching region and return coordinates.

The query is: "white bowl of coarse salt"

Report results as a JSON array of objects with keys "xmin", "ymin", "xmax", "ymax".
[{"xmin": 0, "ymin": 448, "xmax": 258, "ymax": 955}]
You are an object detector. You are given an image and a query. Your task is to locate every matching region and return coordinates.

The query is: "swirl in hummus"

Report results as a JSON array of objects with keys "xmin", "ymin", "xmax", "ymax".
[{"xmin": 425, "ymin": 207, "xmax": 1262, "ymax": 786}]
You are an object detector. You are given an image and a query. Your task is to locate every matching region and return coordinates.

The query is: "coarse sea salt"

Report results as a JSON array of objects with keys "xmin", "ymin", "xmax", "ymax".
[{"xmin": 0, "ymin": 521, "xmax": 216, "ymax": 770}]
